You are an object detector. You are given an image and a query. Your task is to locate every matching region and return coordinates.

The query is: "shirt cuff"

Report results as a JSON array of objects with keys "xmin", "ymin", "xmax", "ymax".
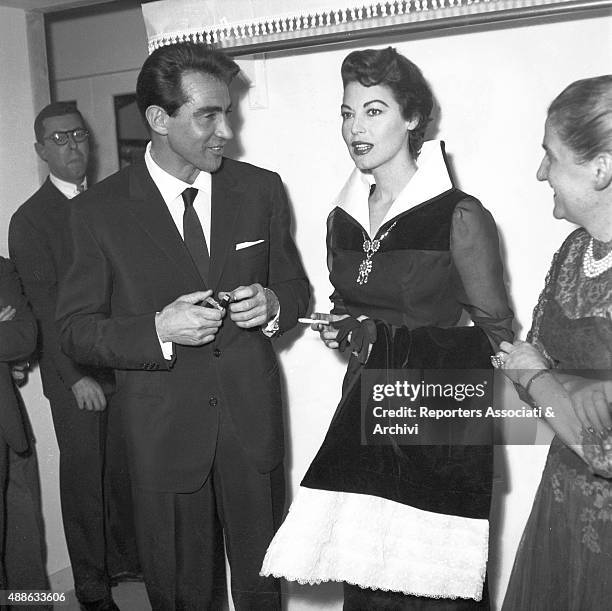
[
  {"xmin": 158, "ymin": 337, "xmax": 173, "ymax": 360},
  {"xmin": 155, "ymin": 313, "xmax": 174, "ymax": 360}
]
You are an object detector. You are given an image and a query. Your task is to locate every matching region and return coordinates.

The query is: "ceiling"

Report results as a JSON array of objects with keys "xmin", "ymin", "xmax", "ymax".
[{"xmin": 0, "ymin": 0, "xmax": 119, "ymax": 12}]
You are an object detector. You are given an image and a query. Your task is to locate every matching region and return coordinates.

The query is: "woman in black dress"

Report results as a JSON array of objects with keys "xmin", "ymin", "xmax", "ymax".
[{"xmin": 262, "ymin": 47, "xmax": 513, "ymax": 609}]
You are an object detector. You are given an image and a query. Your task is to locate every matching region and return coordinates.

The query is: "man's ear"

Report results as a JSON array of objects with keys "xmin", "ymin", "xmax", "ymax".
[
  {"xmin": 145, "ymin": 105, "xmax": 170, "ymax": 136},
  {"xmin": 593, "ymin": 152, "xmax": 612, "ymax": 191},
  {"xmin": 34, "ymin": 141, "xmax": 47, "ymax": 162}
]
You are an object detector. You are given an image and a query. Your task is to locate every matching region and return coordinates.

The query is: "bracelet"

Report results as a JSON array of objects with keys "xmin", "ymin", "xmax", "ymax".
[{"xmin": 523, "ymin": 369, "xmax": 550, "ymax": 395}]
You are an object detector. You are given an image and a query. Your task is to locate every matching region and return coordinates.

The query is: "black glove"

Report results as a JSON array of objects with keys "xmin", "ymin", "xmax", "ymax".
[{"xmin": 332, "ymin": 317, "xmax": 377, "ymax": 364}]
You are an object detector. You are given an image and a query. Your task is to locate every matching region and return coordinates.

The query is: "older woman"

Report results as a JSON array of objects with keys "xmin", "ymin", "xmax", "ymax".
[
  {"xmin": 498, "ymin": 75, "xmax": 612, "ymax": 610},
  {"xmin": 262, "ymin": 48, "xmax": 513, "ymax": 609}
]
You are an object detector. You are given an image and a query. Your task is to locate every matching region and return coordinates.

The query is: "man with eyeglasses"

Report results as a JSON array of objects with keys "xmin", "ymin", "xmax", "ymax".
[{"xmin": 9, "ymin": 102, "xmax": 139, "ymax": 611}]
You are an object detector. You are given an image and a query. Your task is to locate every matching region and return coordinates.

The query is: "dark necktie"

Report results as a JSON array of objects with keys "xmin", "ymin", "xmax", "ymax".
[{"xmin": 182, "ymin": 187, "xmax": 210, "ymax": 284}]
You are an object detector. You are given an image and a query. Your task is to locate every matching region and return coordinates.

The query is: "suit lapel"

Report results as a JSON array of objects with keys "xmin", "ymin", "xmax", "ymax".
[
  {"xmin": 40, "ymin": 180, "xmax": 71, "ymax": 226},
  {"xmin": 209, "ymin": 161, "xmax": 243, "ymax": 291},
  {"xmin": 126, "ymin": 163, "xmax": 204, "ymax": 288},
  {"xmin": 41, "ymin": 177, "xmax": 65, "ymax": 201},
  {"xmin": 41, "ymin": 178, "xmax": 70, "ymax": 211}
]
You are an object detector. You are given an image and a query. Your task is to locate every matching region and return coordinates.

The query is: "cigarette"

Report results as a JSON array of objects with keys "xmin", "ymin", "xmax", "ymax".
[{"xmin": 298, "ymin": 317, "xmax": 331, "ymax": 325}]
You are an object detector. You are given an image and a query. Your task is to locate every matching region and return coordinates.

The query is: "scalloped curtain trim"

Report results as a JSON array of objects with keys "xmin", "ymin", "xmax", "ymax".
[{"xmin": 143, "ymin": 0, "xmax": 562, "ymax": 52}]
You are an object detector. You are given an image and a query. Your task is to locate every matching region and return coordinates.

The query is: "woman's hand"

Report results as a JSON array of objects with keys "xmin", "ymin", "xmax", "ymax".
[
  {"xmin": 497, "ymin": 340, "xmax": 549, "ymax": 386},
  {"xmin": 569, "ymin": 379, "xmax": 612, "ymax": 437},
  {"xmin": 312, "ymin": 314, "xmax": 350, "ymax": 349}
]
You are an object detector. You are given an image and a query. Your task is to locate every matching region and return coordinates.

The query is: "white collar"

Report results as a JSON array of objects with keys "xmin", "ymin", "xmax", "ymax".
[
  {"xmin": 334, "ymin": 140, "xmax": 453, "ymax": 236},
  {"xmin": 49, "ymin": 173, "xmax": 87, "ymax": 199},
  {"xmin": 144, "ymin": 142, "xmax": 211, "ymax": 205}
]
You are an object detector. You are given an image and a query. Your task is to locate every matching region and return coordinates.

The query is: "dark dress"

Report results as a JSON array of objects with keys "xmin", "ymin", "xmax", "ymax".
[
  {"xmin": 262, "ymin": 142, "xmax": 513, "ymax": 608},
  {"xmin": 502, "ymin": 228, "xmax": 612, "ymax": 611}
]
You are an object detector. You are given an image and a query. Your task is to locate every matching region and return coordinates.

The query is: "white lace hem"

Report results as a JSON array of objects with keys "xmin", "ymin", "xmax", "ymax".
[{"xmin": 261, "ymin": 487, "xmax": 489, "ymax": 601}]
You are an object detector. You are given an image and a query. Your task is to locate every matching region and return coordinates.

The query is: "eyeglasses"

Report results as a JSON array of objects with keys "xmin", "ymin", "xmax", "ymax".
[{"xmin": 42, "ymin": 128, "xmax": 89, "ymax": 146}]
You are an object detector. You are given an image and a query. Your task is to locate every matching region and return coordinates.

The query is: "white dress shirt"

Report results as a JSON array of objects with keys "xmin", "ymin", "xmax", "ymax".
[
  {"xmin": 50, "ymin": 173, "xmax": 87, "ymax": 199},
  {"xmin": 144, "ymin": 144, "xmax": 278, "ymax": 357},
  {"xmin": 144, "ymin": 143, "xmax": 212, "ymax": 246}
]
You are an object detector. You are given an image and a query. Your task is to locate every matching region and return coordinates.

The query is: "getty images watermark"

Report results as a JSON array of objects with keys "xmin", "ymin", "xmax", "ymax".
[{"xmin": 360, "ymin": 369, "xmax": 557, "ymax": 445}]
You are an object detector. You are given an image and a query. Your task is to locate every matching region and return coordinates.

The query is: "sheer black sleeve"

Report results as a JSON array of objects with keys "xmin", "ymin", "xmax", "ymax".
[
  {"xmin": 326, "ymin": 208, "xmax": 350, "ymax": 316},
  {"xmin": 450, "ymin": 197, "xmax": 514, "ymax": 349}
]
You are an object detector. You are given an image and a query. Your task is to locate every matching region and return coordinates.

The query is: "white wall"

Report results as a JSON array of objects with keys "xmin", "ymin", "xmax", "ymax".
[
  {"xmin": 46, "ymin": 6, "xmax": 612, "ymax": 610},
  {"xmin": 0, "ymin": 8, "xmax": 43, "ymax": 247},
  {"xmin": 0, "ymin": 4, "xmax": 71, "ymax": 584}
]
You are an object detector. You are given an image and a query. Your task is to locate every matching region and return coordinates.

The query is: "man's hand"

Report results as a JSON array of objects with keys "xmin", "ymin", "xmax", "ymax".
[
  {"xmin": 71, "ymin": 376, "xmax": 107, "ymax": 411},
  {"xmin": 225, "ymin": 284, "xmax": 278, "ymax": 328},
  {"xmin": 11, "ymin": 361, "xmax": 30, "ymax": 387},
  {"xmin": 155, "ymin": 290, "xmax": 224, "ymax": 345},
  {"xmin": 225, "ymin": 284, "xmax": 280, "ymax": 329},
  {"xmin": 1, "ymin": 307, "xmax": 30, "ymax": 387}
]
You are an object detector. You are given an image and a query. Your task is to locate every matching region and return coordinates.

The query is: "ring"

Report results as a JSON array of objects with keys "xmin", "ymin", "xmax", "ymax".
[{"xmin": 490, "ymin": 354, "xmax": 504, "ymax": 369}]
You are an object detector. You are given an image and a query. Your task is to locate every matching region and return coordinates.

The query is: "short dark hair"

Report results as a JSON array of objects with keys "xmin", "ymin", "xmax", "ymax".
[
  {"xmin": 341, "ymin": 47, "xmax": 433, "ymax": 159},
  {"xmin": 136, "ymin": 42, "xmax": 240, "ymax": 122},
  {"xmin": 548, "ymin": 75, "xmax": 612, "ymax": 163},
  {"xmin": 34, "ymin": 102, "xmax": 83, "ymax": 143}
]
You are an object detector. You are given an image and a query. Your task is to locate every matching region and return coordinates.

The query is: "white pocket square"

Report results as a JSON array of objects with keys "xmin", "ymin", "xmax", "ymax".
[{"xmin": 235, "ymin": 239, "xmax": 265, "ymax": 251}]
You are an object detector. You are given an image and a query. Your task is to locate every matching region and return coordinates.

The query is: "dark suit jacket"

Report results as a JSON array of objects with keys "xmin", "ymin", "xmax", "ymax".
[
  {"xmin": 9, "ymin": 178, "xmax": 112, "ymax": 399},
  {"xmin": 57, "ymin": 158, "xmax": 309, "ymax": 492},
  {"xmin": 0, "ymin": 257, "xmax": 36, "ymax": 452}
]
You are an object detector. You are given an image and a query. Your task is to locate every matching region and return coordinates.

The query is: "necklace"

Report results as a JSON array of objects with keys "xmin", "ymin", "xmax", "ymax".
[
  {"xmin": 583, "ymin": 237, "xmax": 612, "ymax": 278},
  {"xmin": 356, "ymin": 220, "xmax": 398, "ymax": 285}
]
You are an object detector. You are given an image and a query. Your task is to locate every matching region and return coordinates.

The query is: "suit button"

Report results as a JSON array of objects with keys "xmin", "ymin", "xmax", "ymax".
[
  {"xmin": 213, "ymin": 348, "xmax": 221, "ymax": 358},
  {"xmin": 209, "ymin": 396, "xmax": 218, "ymax": 407}
]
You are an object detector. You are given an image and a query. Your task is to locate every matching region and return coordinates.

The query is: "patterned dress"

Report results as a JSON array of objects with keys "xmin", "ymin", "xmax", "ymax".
[
  {"xmin": 262, "ymin": 142, "xmax": 514, "ymax": 608},
  {"xmin": 502, "ymin": 228, "xmax": 612, "ymax": 611}
]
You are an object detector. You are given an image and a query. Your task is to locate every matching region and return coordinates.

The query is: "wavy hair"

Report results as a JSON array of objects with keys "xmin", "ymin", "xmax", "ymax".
[
  {"xmin": 341, "ymin": 47, "xmax": 433, "ymax": 159},
  {"xmin": 548, "ymin": 75, "xmax": 612, "ymax": 163},
  {"xmin": 136, "ymin": 42, "xmax": 239, "ymax": 123}
]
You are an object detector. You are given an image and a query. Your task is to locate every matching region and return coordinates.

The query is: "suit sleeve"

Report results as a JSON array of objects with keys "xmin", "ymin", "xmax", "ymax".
[
  {"xmin": 0, "ymin": 257, "xmax": 37, "ymax": 362},
  {"xmin": 8, "ymin": 212, "xmax": 84, "ymax": 388},
  {"xmin": 57, "ymin": 205, "xmax": 170, "ymax": 370},
  {"xmin": 266, "ymin": 173, "xmax": 310, "ymax": 333}
]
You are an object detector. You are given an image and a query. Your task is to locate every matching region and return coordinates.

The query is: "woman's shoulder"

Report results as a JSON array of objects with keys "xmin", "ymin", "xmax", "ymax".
[
  {"xmin": 452, "ymin": 192, "xmax": 490, "ymax": 220},
  {"xmin": 326, "ymin": 205, "xmax": 360, "ymax": 230},
  {"xmin": 549, "ymin": 228, "xmax": 588, "ymax": 273},
  {"xmin": 450, "ymin": 192, "xmax": 497, "ymax": 245},
  {"xmin": 558, "ymin": 227, "xmax": 589, "ymax": 255}
]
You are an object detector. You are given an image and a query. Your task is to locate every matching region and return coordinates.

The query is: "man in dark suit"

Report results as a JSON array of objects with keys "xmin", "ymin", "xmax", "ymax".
[
  {"xmin": 57, "ymin": 43, "xmax": 309, "ymax": 610},
  {"xmin": 0, "ymin": 257, "xmax": 46, "ymax": 597},
  {"xmin": 9, "ymin": 103, "xmax": 139, "ymax": 611}
]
